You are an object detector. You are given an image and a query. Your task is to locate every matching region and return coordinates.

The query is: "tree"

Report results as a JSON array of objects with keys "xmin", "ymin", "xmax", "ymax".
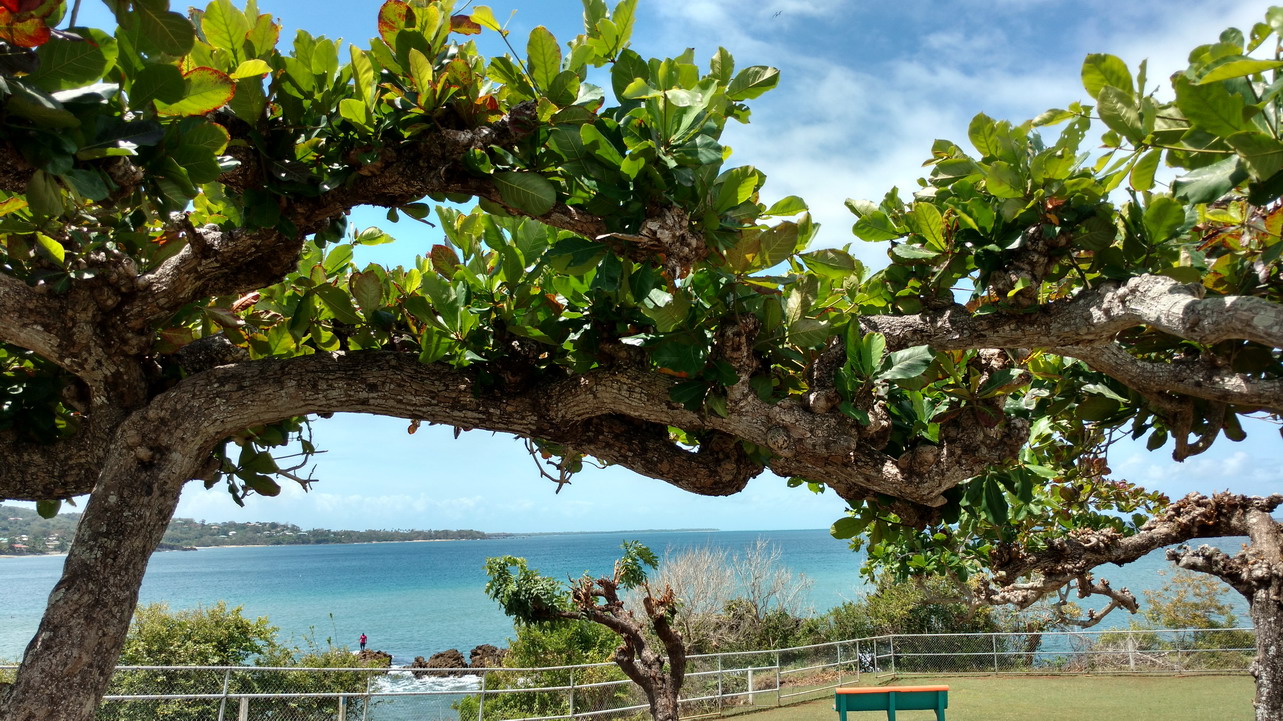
[
  {"xmin": 484, "ymin": 542, "xmax": 687, "ymax": 721},
  {"xmin": 642, "ymin": 539, "xmax": 812, "ymax": 652},
  {"xmin": 825, "ymin": 20, "xmax": 1283, "ymax": 719},
  {"xmin": 0, "ymin": 0, "xmax": 1280, "ymax": 719}
]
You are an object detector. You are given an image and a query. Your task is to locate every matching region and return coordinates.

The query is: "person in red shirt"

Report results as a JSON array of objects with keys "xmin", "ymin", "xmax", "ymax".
[{"xmin": 359, "ymin": 633, "xmax": 367, "ymax": 651}]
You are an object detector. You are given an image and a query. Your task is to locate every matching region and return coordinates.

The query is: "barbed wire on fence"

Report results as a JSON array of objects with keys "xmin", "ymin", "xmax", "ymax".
[{"xmin": 0, "ymin": 628, "xmax": 1254, "ymax": 721}]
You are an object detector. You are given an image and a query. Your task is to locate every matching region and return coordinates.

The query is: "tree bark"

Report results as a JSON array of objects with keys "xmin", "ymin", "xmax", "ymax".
[
  {"xmin": 0, "ymin": 454, "xmax": 186, "ymax": 721},
  {"xmin": 1242, "ymin": 507, "xmax": 1283, "ymax": 721}
]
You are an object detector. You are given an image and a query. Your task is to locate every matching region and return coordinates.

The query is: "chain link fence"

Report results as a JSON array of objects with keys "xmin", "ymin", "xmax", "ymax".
[{"xmin": 0, "ymin": 628, "xmax": 1253, "ymax": 721}]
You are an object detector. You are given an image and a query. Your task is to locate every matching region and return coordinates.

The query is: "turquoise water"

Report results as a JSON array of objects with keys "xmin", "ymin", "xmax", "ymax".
[{"xmin": 0, "ymin": 529, "xmax": 1249, "ymax": 665}]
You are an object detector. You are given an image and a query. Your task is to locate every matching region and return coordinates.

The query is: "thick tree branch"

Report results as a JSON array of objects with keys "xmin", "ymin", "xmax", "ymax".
[
  {"xmin": 116, "ymin": 351, "xmax": 1020, "ymax": 507},
  {"xmin": 863, "ymin": 274, "xmax": 1283, "ymax": 351},
  {"xmin": 981, "ymin": 493, "xmax": 1283, "ymax": 620},
  {"xmin": 0, "ymin": 423, "xmax": 109, "ymax": 501},
  {"xmin": 1052, "ymin": 343, "xmax": 1283, "ymax": 413},
  {"xmin": 0, "ymin": 274, "xmax": 70, "ymax": 363}
]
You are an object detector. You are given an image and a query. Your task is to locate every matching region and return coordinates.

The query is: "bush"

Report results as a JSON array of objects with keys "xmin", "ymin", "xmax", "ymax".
[
  {"xmin": 455, "ymin": 620, "xmax": 630, "ymax": 721},
  {"xmin": 96, "ymin": 603, "xmax": 376, "ymax": 721}
]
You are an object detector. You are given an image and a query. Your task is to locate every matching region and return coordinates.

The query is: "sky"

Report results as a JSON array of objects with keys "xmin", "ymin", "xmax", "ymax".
[{"xmin": 46, "ymin": 0, "xmax": 1283, "ymax": 532}]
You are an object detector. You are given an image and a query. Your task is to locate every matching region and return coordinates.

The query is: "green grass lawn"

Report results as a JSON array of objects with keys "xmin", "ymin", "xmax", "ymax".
[{"xmin": 719, "ymin": 675, "xmax": 1255, "ymax": 721}]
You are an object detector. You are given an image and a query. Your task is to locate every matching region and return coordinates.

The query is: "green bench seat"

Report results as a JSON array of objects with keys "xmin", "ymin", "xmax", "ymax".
[{"xmin": 835, "ymin": 685, "xmax": 949, "ymax": 721}]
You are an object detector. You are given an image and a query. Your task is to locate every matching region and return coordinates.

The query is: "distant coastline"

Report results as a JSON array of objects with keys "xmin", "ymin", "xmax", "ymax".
[{"xmin": 0, "ymin": 504, "xmax": 720, "ymax": 558}]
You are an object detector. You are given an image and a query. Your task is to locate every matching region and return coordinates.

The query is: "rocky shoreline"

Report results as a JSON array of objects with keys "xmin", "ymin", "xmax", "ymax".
[{"xmin": 354, "ymin": 644, "xmax": 508, "ymax": 678}]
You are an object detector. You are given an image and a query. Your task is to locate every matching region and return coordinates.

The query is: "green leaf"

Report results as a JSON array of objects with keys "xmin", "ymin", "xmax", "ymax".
[
  {"xmin": 408, "ymin": 48, "xmax": 434, "ymax": 97},
  {"xmin": 852, "ymin": 211, "xmax": 902, "ymax": 241},
  {"xmin": 982, "ymin": 479, "xmax": 1009, "ymax": 525},
  {"xmin": 132, "ymin": 0, "xmax": 196, "ymax": 56},
  {"xmin": 668, "ymin": 379, "xmax": 709, "ymax": 409},
  {"xmin": 314, "ymin": 284, "xmax": 362, "ymax": 324},
  {"xmin": 155, "ymin": 67, "xmax": 236, "ymax": 116},
  {"xmin": 1129, "ymin": 148, "xmax": 1162, "ymax": 192},
  {"xmin": 764, "ymin": 195, "xmax": 807, "ymax": 216},
  {"xmin": 968, "ymin": 113, "xmax": 1002, "ymax": 158},
  {"xmin": 350, "ymin": 271, "xmax": 384, "ymax": 313},
  {"xmin": 526, "ymin": 25, "xmax": 561, "ymax": 93},
  {"xmin": 338, "ymin": 98, "xmax": 371, "ymax": 129},
  {"xmin": 830, "ymin": 516, "xmax": 865, "ymax": 540},
  {"xmin": 985, "ymin": 161, "xmax": 1025, "ymax": 198},
  {"xmin": 1226, "ymin": 131, "xmax": 1283, "ymax": 180},
  {"xmin": 1173, "ymin": 156, "xmax": 1245, "ymax": 203},
  {"xmin": 787, "ymin": 318, "xmax": 830, "ymax": 348},
  {"xmin": 726, "ymin": 65, "xmax": 779, "ymax": 100},
  {"xmin": 877, "ymin": 345, "xmax": 933, "ymax": 382},
  {"xmin": 890, "ymin": 244, "xmax": 939, "ymax": 260},
  {"xmin": 29, "ymin": 32, "xmax": 115, "ymax": 92},
  {"xmin": 33, "ymin": 232, "xmax": 66, "ymax": 265},
  {"xmin": 545, "ymin": 237, "xmax": 606, "ymax": 274},
  {"xmin": 909, "ymin": 202, "xmax": 945, "ymax": 251},
  {"xmin": 757, "ymin": 221, "xmax": 799, "ymax": 266},
  {"xmin": 245, "ymin": 475, "xmax": 281, "ymax": 496},
  {"xmin": 1197, "ymin": 58, "xmax": 1283, "ymax": 84},
  {"xmin": 651, "ymin": 340, "xmax": 705, "ymax": 375},
  {"xmin": 26, "ymin": 170, "xmax": 64, "ymax": 217},
  {"xmin": 494, "ymin": 171, "xmax": 556, "ymax": 216},
  {"xmin": 1143, "ymin": 196, "xmax": 1187, "ymax": 242},
  {"xmin": 36, "ymin": 499, "xmax": 61, "ymax": 519},
  {"xmin": 202, "ymin": 0, "xmax": 251, "ymax": 60},
  {"xmin": 1096, "ymin": 85, "xmax": 1144, "ymax": 142},
  {"xmin": 976, "ymin": 367, "xmax": 1027, "ymax": 398},
  {"xmin": 1081, "ymin": 53, "xmax": 1132, "ymax": 99},
  {"xmin": 129, "ymin": 62, "xmax": 186, "ymax": 108},
  {"xmin": 847, "ymin": 329, "xmax": 885, "ymax": 379},
  {"xmin": 230, "ymin": 58, "xmax": 270, "ymax": 79},
  {"xmin": 1175, "ymin": 75, "xmax": 1248, "ymax": 136},
  {"xmin": 641, "ymin": 288, "xmax": 690, "ymax": 332},
  {"xmin": 1077, "ymin": 395, "xmax": 1121, "ymax": 421},
  {"xmin": 471, "ymin": 6, "xmax": 506, "ymax": 34}
]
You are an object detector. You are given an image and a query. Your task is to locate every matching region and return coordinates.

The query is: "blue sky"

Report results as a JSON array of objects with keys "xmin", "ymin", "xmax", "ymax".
[{"xmin": 59, "ymin": 0, "xmax": 1283, "ymax": 531}]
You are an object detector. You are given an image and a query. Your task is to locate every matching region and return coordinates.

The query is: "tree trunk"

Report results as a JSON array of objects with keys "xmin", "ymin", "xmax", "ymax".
[
  {"xmin": 636, "ymin": 673, "xmax": 679, "ymax": 721},
  {"xmin": 0, "ymin": 460, "xmax": 185, "ymax": 721},
  {"xmin": 1249, "ymin": 589, "xmax": 1283, "ymax": 721}
]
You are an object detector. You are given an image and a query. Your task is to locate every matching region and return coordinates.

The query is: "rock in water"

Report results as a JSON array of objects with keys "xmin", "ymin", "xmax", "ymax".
[
  {"xmin": 469, "ymin": 644, "xmax": 508, "ymax": 668},
  {"xmin": 420, "ymin": 648, "xmax": 468, "ymax": 677},
  {"xmin": 355, "ymin": 649, "xmax": 393, "ymax": 667}
]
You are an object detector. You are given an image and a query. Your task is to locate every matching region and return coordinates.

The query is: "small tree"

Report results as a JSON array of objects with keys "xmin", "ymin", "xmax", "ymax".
[{"xmin": 484, "ymin": 542, "xmax": 686, "ymax": 721}]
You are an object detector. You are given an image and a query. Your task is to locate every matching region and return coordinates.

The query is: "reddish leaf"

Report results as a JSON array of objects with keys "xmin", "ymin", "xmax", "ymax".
[
  {"xmin": 377, "ymin": 0, "xmax": 411, "ymax": 46},
  {"xmin": 430, "ymin": 243, "xmax": 460, "ymax": 276},
  {"xmin": 155, "ymin": 327, "xmax": 196, "ymax": 354},
  {"xmin": 0, "ymin": 8, "xmax": 49, "ymax": 47},
  {"xmin": 156, "ymin": 67, "xmax": 236, "ymax": 116},
  {"xmin": 450, "ymin": 14, "xmax": 481, "ymax": 35}
]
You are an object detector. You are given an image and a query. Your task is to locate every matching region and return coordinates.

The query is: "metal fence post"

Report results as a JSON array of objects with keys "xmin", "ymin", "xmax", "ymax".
[
  {"xmin": 237, "ymin": 696, "xmax": 248, "ymax": 721},
  {"xmin": 569, "ymin": 668, "xmax": 576, "ymax": 719},
  {"xmin": 1128, "ymin": 630, "xmax": 1136, "ymax": 671},
  {"xmin": 477, "ymin": 669, "xmax": 488, "ymax": 721},
  {"xmin": 889, "ymin": 636, "xmax": 897, "ymax": 676},
  {"xmin": 775, "ymin": 652, "xmax": 782, "ymax": 707},
  {"xmin": 854, "ymin": 639, "xmax": 861, "ymax": 682},
  {"xmin": 338, "ymin": 695, "xmax": 347, "ymax": 721},
  {"xmin": 836, "ymin": 642, "xmax": 843, "ymax": 686},
  {"xmin": 993, "ymin": 635, "xmax": 999, "ymax": 673},
  {"xmin": 361, "ymin": 671, "xmax": 373, "ymax": 721},
  {"xmin": 747, "ymin": 667, "xmax": 755, "ymax": 706},
  {"xmin": 716, "ymin": 654, "xmax": 724, "ymax": 712},
  {"xmin": 217, "ymin": 668, "xmax": 231, "ymax": 721}
]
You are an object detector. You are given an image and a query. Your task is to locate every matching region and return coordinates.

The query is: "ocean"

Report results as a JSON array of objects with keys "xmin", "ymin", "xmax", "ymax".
[{"xmin": 0, "ymin": 528, "xmax": 1249, "ymax": 665}]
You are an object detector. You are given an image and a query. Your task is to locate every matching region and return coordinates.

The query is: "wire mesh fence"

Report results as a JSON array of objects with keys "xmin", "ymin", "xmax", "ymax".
[{"xmin": 0, "ymin": 628, "xmax": 1254, "ymax": 721}]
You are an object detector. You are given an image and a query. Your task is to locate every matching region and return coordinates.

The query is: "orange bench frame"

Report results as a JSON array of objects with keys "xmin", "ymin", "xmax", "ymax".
[{"xmin": 834, "ymin": 685, "xmax": 949, "ymax": 721}]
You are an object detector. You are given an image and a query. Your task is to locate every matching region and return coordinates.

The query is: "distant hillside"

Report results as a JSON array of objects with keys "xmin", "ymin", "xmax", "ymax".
[{"xmin": 0, "ymin": 504, "xmax": 488, "ymax": 555}]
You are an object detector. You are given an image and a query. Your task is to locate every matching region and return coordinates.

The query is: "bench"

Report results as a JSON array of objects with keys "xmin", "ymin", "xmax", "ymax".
[{"xmin": 835, "ymin": 685, "xmax": 949, "ymax": 721}]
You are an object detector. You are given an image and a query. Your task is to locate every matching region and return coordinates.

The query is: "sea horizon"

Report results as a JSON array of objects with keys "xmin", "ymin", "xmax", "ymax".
[{"xmin": 0, "ymin": 528, "xmax": 1251, "ymax": 666}]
